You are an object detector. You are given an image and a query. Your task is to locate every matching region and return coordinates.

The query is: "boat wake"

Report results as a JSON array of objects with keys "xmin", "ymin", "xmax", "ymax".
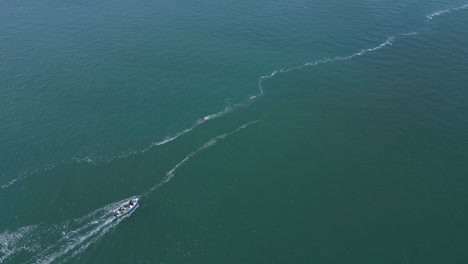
[
  {"xmin": 0, "ymin": 225, "xmax": 37, "ymax": 263},
  {"xmin": 1, "ymin": 5, "xmax": 463, "ymax": 262},
  {"xmin": 255, "ymin": 36, "xmax": 396, "ymax": 97},
  {"xmin": 0, "ymin": 26, "xmax": 425, "ymax": 192},
  {"xmin": 0, "ymin": 34, "xmax": 408, "ymax": 191},
  {"xmin": 0, "ymin": 165, "xmax": 57, "ymax": 190},
  {"xmin": 0, "ymin": 120, "xmax": 259, "ymax": 264},
  {"xmin": 0, "ymin": 199, "xmax": 136, "ymax": 264},
  {"xmin": 426, "ymin": 3, "xmax": 468, "ymax": 20},
  {"xmin": 143, "ymin": 120, "xmax": 260, "ymax": 196},
  {"xmin": 141, "ymin": 105, "xmax": 236, "ymax": 153}
]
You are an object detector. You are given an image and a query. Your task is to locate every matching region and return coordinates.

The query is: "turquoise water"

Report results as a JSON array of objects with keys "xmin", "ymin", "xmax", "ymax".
[{"xmin": 1, "ymin": 0, "xmax": 467, "ymax": 263}]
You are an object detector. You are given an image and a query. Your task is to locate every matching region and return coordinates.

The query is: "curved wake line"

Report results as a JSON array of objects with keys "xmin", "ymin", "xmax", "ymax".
[
  {"xmin": 35, "ymin": 205, "xmax": 137, "ymax": 264},
  {"xmin": 141, "ymin": 105, "xmax": 235, "ymax": 153},
  {"xmin": 0, "ymin": 106, "xmax": 236, "ymax": 190},
  {"xmin": 254, "ymin": 35, "xmax": 399, "ymax": 98},
  {"xmin": 0, "ymin": 34, "xmax": 409, "ymax": 191},
  {"xmin": 165, "ymin": 120, "xmax": 260, "ymax": 180},
  {"xmin": 1, "ymin": 4, "xmax": 460, "ymax": 261},
  {"xmin": 142, "ymin": 120, "xmax": 260, "ymax": 196},
  {"xmin": 0, "ymin": 33, "xmax": 421, "ymax": 263},
  {"xmin": 1, "ymin": 177, "xmax": 24, "ymax": 190},
  {"xmin": 35, "ymin": 218, "xmax": 114, "ymax": 264},
  {"xmin": 427, "ymin": 3, "xmax": 468, "ymax": 20},
  {"xmin": 0, "ymin": 121, "xmax": 260, "ymax": 264},
  {"xmin": 0, "ymin": 165, "xmax": 57, "ymax": 190},
  {"xmin": 0, "ymin": 31, "xmax": 419, "ymax": 193},
  {"xmin": 0, "ymin": 198, "xmax": 133, "ymax": 264},
  {"xmin": 0, "ymin": 121, "xmax": 260, "ymax": 263}
]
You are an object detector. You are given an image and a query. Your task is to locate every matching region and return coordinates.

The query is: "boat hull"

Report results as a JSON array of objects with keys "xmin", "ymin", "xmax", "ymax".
[{"xmin": 113, "ymin": 198, "xmax": 139, "ymax": 218}]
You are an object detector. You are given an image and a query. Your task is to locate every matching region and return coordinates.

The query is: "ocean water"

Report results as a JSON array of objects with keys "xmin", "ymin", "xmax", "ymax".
[{"xmin": 1, "ymin": 0, "xmax": 467, "ymax": 263}]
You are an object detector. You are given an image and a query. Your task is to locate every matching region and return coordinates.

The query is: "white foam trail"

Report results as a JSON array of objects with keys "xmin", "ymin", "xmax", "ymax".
[
  {"xmin": 252, "ymin": 36, "xmax": 399, "ymax": 99},
  {"xmin": 58, "ymin": 214, "xmax": 128, "ymax": 264},
  {"xmin": 143, "ymin": 120, "xmax": 260, "ymax": 195},
  {"xmin": 0, "ymin": 176, "xmax": 23, "ymax": 189},
  {"xmin": 35, "ymin": 209, "xmax": 139, "ymax": 264},
  {"xmin": 37, "ymin": 219, "xmax": 114, "ymax": 264},
  {"xmin": 0, "ymin": 198, "xmax": 135, "ymax": 264},
  {"xmin": 65, "ymin": 106, "xmax": 239, "ymax": 164},
  {"xmin": 1, "ymin": 34, "xmax": 415, "ymax": 191},
  {"xmin": 142, "ymin": 105, "xmax": 235, "ymax": 153},
  {"xmin": 427, "ymin": 4, "xmax": 468, "ymax": 20},
  {"xmin": 399, "ymin": 32, "xmax": 418, "ymax": 36},
  {"xmin": 164, "ymin": 120, "xmax": 259, "ymax": 182},
  {"xmin": 1, "ymin": 106, "xmax": 238, "ymax": 190},
  {"xmin": 30, "ymin": 199, "xmax": 135, "ymax": 264},
  {"xmin": 35, "ymin": 201, "xmax": 132, "ymax": 264},
  {"xmin": 0, "ymin": 30, "xmax": 427, "ymax": 263},
  {"xmin": 24, "ymin": 121, "xmax": 259, "ymax": 263},
  {"xmin": 0, "ymin": 225, "xmax": 38, "ymax": 263},
  {"xmin": 1, "ymin": 165, "xmax": 57, "ymax": 190}
]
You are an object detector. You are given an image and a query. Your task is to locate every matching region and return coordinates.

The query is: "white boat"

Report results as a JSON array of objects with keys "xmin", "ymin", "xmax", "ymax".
[{"xmin": 113, "ymin": 198, "xmax": 139, "ymax": 218}]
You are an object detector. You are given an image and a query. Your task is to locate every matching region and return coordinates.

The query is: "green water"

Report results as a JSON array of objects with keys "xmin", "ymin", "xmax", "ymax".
[{"xmin": 1, "ymin": 0, "xmax": 467, "ymax": 263}]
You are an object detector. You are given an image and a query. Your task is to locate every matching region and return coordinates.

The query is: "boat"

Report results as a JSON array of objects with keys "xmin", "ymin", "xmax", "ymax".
[{"xmin": 113, "ymin": 198, "xmax": 139, "ymax": 218}]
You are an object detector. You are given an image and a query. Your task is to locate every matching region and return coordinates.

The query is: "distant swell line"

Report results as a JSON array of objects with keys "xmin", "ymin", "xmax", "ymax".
[{"xmin": 426, "ymin": 3, "xmax": 468, "ymax": 20}]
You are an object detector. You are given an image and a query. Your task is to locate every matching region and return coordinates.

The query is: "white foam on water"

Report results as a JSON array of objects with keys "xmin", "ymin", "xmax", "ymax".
[
  {"xmin": 399, "ymin": 32, "xmax": 418, "ymax": 36},
  {"xmin": 142, "ymin": 120, "xmax": 260, "ymax": 196},
  {"xmin": 0, "ymin": 4, "xmax": 460, "ymax": 193},
  {"xmin": 253, "ymin": 35, "xmax": 400, "ymax": 98},
  {"xmin": 30, "ymin": 200, "xmax": 134, "ymax": 264},
  {"xmin": 0, "ymin": 198, "xmax": 135, "ymax": 264},
  {"xmin": 35, "ymin": 216, "xmax": 120, "ymax": 264},
  {"xmin": 0, "ymin": 177, "xmax": 23, "ymax": 190},
  {"xmin": 0, "ymin": 225, "xmax": 38, "ymax": 263},
  {"xmin": 2, "ymin": 6, "xmax": 464, "ymax": 263},
  {"xmin": 141, "ymin": 105, "xmax": 235, "ymax": 153},
  {"xmin": 1, "ymin": 165, "xmax": 56, "ymax": 190},
  {"xmin": 427, "ymin": 4, "xmax": 468, "ymax": 20},
  {"xmin": 0, "ymin": 34, "xmax": 412, "ymax": 191}
]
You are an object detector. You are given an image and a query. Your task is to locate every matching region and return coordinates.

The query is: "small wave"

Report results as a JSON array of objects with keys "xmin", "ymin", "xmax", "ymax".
[{"xmin": 427, "ymin": 4, "xmax": 468, "ymax": 20}]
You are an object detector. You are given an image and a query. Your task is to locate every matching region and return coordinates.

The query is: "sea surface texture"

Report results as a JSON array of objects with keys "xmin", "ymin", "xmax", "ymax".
[{"xmin": 1, "ymin": 0, "xmax": 467, "ymax": 263}]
